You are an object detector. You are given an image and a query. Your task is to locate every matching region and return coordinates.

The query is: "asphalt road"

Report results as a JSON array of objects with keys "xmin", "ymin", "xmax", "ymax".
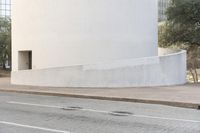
[{"xmin": 0, "ymin": 92, "xmax": 199, "ymax": 133}]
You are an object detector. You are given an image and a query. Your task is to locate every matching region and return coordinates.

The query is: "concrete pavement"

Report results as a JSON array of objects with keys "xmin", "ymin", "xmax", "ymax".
[
  {"xmin": 0, "ymin": 77, "xmax": 200, "ymax": 109},
  {"xmin": 0, "ymin": 92, "xmax": 200, "ymax": 133}
]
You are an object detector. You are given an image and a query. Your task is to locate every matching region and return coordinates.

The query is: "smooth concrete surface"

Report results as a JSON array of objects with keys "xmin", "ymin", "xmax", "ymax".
[
  {"xmin": 12, "ymin": 0, "xmax": 158, "ymax": 71},
  {"xmin": 12, "ymin": 0, "xmax": 186, "ymax": 87},
  {"xmin": 0, "ymin": 92, "xmax": 200, "ymax": 133},
  {"xmin": 11, "ymin": 50, "xmax": 187, "ymax": 87}
]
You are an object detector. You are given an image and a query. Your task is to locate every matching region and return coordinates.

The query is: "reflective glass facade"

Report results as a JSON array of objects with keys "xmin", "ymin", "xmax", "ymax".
[
  {"xmin": 0, "ymin": 0, "xmax": 11, "ymax": 17},
  {"xmin": 0, "ymin": 0, "xmax": 170, "ymax": 21},
  {"xmin": 158, "ymin": 0, "xmax": 170, "ymax": 22}
]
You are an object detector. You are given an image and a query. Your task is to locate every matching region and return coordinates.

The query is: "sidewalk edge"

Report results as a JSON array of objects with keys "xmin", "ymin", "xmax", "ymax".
[{"xmin": 0, "ymin": 89, "xmax": 199, "ymax": 109}]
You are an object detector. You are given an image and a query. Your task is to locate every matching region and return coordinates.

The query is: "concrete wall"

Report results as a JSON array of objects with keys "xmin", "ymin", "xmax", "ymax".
[
  {"xmin": 12, "ymin": 0, "xmax": 158, "ymax": 71},
  {"xmin": 12, "ymin": 0, "xmax": 184, "ymax": 88},
  {"xmin": 11, "ymin": 50, "xmax": 187, "ymax": 87}
]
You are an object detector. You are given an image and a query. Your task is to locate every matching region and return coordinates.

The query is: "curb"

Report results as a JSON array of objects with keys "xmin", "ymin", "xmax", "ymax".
[{"xmin": 0, "ymin": 89, "xmax": 199, "ymax": 109}]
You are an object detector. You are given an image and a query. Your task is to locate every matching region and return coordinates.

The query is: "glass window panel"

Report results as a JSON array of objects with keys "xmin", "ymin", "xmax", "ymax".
[{"xmin": 0, "ymin": 0, "xmax": 11, "ymax": 17}]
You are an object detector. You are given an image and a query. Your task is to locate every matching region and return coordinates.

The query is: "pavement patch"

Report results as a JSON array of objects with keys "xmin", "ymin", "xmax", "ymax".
[
  {"xmin": 62, "ymin": 106, "xmax": 83, "ymax": 111},
  {"xmin": 109, "ymin": 111, "xmax": 133, "ymax": 116}
]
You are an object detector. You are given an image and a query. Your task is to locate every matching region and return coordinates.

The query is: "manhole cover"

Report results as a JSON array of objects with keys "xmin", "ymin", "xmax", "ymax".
[
  {"xmin": 62, "ymin": 106, "xmax": 83, "ymax": 111},
  {"xmin": 109, "ymin": 111, "xmax": 133, "ymax": 116}
]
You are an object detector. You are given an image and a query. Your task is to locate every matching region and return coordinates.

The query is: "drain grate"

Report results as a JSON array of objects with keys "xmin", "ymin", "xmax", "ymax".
[
  {"xmin": 109, "ymin": 111, "xmax": 133, "ymax": 116},
  {"xmin": 62, "ymin": 106, "xmax": 83, "ymax": 111}
]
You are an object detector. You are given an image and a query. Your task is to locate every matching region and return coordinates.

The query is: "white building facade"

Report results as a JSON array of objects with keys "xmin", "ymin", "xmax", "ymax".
[{"xmin": 11, "ymin": 0, "xmax": 186, "ymax": 87}]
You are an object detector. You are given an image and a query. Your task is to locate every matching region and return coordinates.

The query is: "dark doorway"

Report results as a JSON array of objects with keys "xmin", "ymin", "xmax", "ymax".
[{"xmin": 18, "ymin": 51, "xmax": 32, "ymax": 70}]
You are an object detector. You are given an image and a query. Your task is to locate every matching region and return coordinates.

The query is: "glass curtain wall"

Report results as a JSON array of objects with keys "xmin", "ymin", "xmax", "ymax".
[
  {"xmin": 158, "ymin": 0, "xmax": 171, "ymax": 22},
  {"xmin": 0, "ymin": 0, "xmax": 11, "ymax": 18}
]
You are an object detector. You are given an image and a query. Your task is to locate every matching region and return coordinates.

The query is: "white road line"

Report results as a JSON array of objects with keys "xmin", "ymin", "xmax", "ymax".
[
  {"xmin": 0, "ymin": 121, "xmax": 72, "ymax": 133},
  {"xmin": 132, "ymin": 115, "xmax": 200, "ymax": 123},
  {"xmin": 8, "ymin": 101, "xmax": 108, "ymax": 112},
  {"xmin": 81, "ymin": 108, "xmax": 108, "ymax": 114},
  {"xmin": 8, "ymin": 101, "xmax": 109, "ymax": 114},
  {"xmin": 7, "ymin": 101, "xmax": 200, "ymax": 124},
  {"xmin": 8, "ymin": 101, "xmax": 61, "ymax": 109}
]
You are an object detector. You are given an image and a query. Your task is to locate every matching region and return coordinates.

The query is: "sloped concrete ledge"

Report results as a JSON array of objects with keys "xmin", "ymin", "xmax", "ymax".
[{"xmin": 11, "ymin": 49, "xmax": 187, "ymax": 87}]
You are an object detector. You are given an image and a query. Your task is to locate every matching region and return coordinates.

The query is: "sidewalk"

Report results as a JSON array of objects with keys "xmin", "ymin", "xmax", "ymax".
[{"xmin": 0, "ymin": 77, "xmax": 200, "ymax": 109}]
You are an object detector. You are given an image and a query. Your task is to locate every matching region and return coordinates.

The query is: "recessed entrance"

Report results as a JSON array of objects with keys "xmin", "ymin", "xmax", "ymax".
[{"xmin": 18, "ymin": 51, "xmax": 32, "ymax": 70}]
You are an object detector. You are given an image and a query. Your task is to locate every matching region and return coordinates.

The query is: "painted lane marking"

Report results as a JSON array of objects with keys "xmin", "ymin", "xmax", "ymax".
[
  {"xmin": 8, "ymin": 101, "xmax": 61, "ymax": 109},
  {"xmin": 7, "ymin": 101, "xmax": 200, "ymax": 124},
  {"xmin": 8, "ymin": 101, "xmax": 108, "ymax": 114},
  {"xmin": 132, "ymin": 114, "xmax": 200, "ymax": 123},
  {"xmin": 81, "ymin": 108, "xmax": 108, "ymax": 114},
  {"xmin": 8, "ymin": 101, "xmax": 110, "ymax": 114},
  {"xmin": 0, "ymin": 121, "xmax": 72, "ymax": 133}
]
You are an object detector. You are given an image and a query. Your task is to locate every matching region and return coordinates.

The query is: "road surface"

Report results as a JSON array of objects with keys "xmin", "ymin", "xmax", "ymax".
[{"xmin": 0, "ymin": 92, "xmax": 199, "ymax": 133}]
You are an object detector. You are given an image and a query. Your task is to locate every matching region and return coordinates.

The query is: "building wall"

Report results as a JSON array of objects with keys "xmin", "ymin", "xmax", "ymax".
[
  {"xmin": 11, "ymin": 49, "xmax": 187, "ymax": 87},
  {"xmin": 12, "ymin": 0, "xmax": 158, "ymax": 71}
]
